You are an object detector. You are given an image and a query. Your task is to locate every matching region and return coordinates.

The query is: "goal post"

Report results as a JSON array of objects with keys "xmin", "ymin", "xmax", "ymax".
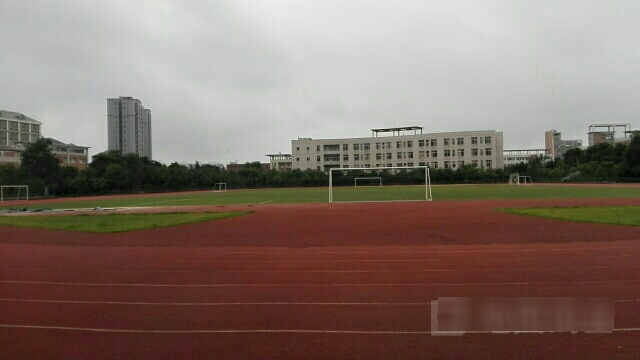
[
  {"xmin": 354, "ymin": 177, "xmax": 382, "ymax": 187},
  {"xmin": 213, "ymin": 183, "xmax": 227, "ymax": 192},
  {"xmin": 519, "ymin": 175, "xmax": 533, "ymax": 186},
  {"xmin": 329, "ymin": 166, "xmax": 432, "ymax": 203},
  {"xmin": 508, "ymin": 173, "xmax": 520, "ymax": 185},
  {"xmin": 0, "ymin": 185, "xmax": 29, "ymax": 202},
  {"xmin": 508, "ymin": 173, "xmax": 533, "ymax": 186}
]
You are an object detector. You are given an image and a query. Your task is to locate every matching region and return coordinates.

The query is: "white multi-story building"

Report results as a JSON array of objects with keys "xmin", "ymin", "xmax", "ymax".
[
  {"xmin": 0, "ymin": 110, "xmax": 42, "ymax": 165},
  {"xmin": 287, "ymin": 127, "xmax": 504, "ymax": 171},
  {"xmin": 503, "ymin": 149, "xmax": 551, "ymax": 167},
  {"xmin": 107, "ymin": 97, "xmax": 152, "ymax": 159}
]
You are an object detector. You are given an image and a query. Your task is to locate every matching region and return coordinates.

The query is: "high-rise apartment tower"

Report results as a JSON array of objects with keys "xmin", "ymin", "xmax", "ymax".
[{"xmin": 107, "ymin": 97, "xmax": 152, "ymax": 159}]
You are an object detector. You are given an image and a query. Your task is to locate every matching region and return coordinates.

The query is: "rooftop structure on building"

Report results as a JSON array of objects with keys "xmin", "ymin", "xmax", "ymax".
[
  {"xmin": 266, "ymin": 153, "xmax": 293, "ymax": 171},
  {"xmin": 588, "ymin": 123, "xmax": 634, "ymax": 146}
]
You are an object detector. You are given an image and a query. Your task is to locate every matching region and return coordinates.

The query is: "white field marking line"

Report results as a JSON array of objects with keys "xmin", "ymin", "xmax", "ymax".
[
  {"xmin": 0, "ymin": 298, "xmax": 637, "ymax": 306},
  {"xmin": 0, "ymin": 324, "xmax": 639, "ymax": 334},
  {"xmin": 181, "ymin": 254, "xmax": 635, "ymax": 263},
  {"xmin": 22, "ymin": 206, "xmax": 155, "ymax": 213},
  {"xmin": 130, "ymin": 199, "xmax": 193, "ymax": 207},
  {"xmin": 8, "ymin": 255, "xmax": 629, "ymax": 268},
  {"xmin": 2, "ymin": 264, "xmax": 639, "ymax": 274},
  {"xmin": 0, "ymin": 299, "xmax": 432, "ymax": 306},
  {"xmin": 179, "ymin": 259, "xmax": 445, "ymax": 263},
  {"xmin": 259, "ymin": 200, "xmax": 272, "ymax": 204},
  {"xmin": 196, "ymin": 245, "xmax": 640, "ymax": 255},
  {"xmin": 187, "ymin": 255, "xmax": 634, "ymax": 261},
  {"xmin": 2, "ymin": 279, "xmax": 640, "ymax": 287}
]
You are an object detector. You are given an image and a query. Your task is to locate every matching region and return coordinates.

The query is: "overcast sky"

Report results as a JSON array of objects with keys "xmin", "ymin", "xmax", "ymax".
[{"xmin": 1, "ymin": 1, "xmax": 639, "ymax": 164}]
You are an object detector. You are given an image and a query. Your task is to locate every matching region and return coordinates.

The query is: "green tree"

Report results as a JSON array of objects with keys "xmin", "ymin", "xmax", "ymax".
[
  {"xmin": 625, "ymin": 134, "xmax": 640, "ymax": 176},
  {"xmin": 20, "ymin": 138, "xmax": 60, "ymax": 185}
]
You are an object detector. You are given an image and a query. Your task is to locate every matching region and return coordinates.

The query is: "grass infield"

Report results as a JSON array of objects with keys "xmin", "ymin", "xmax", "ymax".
[
  {"xmin": 501, "ymin": 206, "xmax": 640, "ymax": 226},
  {"xmin": 1, "ymin": 184, "xmax": 639, "ymax": 210},
  {"xmin": 0, "ymin": 211, "xmax": 251, "ymax": 233}
]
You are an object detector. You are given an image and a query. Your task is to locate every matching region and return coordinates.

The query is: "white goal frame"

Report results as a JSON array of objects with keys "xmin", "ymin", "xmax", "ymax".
[
  {"xmin": 519, "ymin": 176, "xmax": 533, "ymax": 186},
  {"xmin": 213, "ymin": 183, "xmax": 227, "ymax": 192},
  {"xmin": 0, "ymin": 185, "xmax": 29, "ymax": 202},
  {"xmin": 329, "ymin": 166, "xmax": 432, "ymax": 203},
  {"xmin": 508, "ymin": 174, "xmax": 533, "ymax": 186},
  {"xmin": 354, "ymin": 177, "xmax": 382, "ymax": 187}
]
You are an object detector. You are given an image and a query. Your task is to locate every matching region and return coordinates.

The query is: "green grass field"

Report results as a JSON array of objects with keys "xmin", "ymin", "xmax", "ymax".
[
  {"xmin": 0, "ymin": 211, "xmax": 250, "ymax": 233},
  {"xmin": 1, "ymin": 184, "xmax": 639, "ymax": 210},
  {"xmin": 502, "ymin": 206, "xmax": 640, "ymax": 226}
]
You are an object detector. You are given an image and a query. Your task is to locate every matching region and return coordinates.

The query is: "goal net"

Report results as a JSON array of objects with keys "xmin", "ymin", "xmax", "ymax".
[
  {"xmin": 508, "ymin": 173, "xmax": 533, "ymax": 186},
  {"xmin": 213, "ymin": 183, "xmax": 227, "ymax": 192},
  {"xmin": 0, "ymin": 185, "xmax": 29, "ymax": 202},
  {"xmin": 329, "ymin": 166, "xmax": 432, "ymax": 203},
  {"xmin": 354, "ymin": 177, "xmax": 382, "ymax": 187}
]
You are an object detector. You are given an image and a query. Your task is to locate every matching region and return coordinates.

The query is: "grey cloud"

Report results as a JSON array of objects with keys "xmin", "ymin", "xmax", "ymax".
[{"xmin": 1, "ymin": 0, "xmax": 638, "ymax": 163}]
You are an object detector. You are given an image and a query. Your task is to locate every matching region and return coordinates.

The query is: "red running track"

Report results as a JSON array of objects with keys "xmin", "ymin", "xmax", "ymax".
[{"xmin": 1, "ymin": 197, "xmax": 640, "ymax": 359}]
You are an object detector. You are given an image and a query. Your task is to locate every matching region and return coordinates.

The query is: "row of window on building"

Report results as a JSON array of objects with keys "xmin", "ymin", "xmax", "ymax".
[
  {"xmin": 318, "ymin": 159, "xmax": 493, "ymax": 170},
  {"xmin": 297, "ymin": 136, "xmax": 493, "ymax": 152},
  {"xmin": 0, "ymin": 121, "xmax": 40, "ymax": 133},
  {"xmin": 505, "ymin": 156, "xmax": 530, "ymax": 161},
  {"xmin": 297, "ymin": 148, "xmax": 494, "ymax": 163},
  {"xmin": 0, "ymin": 132, "xmax": 40, "ymax": 146}
]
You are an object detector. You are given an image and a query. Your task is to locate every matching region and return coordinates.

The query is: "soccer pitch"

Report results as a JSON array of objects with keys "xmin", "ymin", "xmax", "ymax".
[{"xmin": 2, "ymin": 184, "xmax": 640, "ymax": 210}]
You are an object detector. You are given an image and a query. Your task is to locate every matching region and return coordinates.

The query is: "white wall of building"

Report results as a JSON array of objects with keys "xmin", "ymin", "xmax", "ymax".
[{"xmin": 291, "ymin": 130, "xmax": 504, "ymax": 171}]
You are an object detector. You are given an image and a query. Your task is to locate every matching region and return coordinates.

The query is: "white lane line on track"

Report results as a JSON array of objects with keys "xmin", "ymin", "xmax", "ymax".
[
  {"xmin": 2, "ymin": 279, "xmax": 640, "ymax": 287},
  {"xmin": 196, "ymin": 246, "xmax": 640, "ymax": 255},
  {"xmin": 180, "ymin": 259, "xmax": 444, "ymax": 263},
  {"xmin": 0, "ymin": 299, "xmax": 432, "ymax": 306},
  {"xmin": 2, "ymin": 264, "xmax": 639, "ymax": 273},
  {"xmin": 0, "ymin": 298, "xmax": 637, "ymax": 306},
  {"xmin": 17, "ymin": 254, "xmax": 628, "ymax": 267},
  {"xmin": 1, "ymin": 324, "xmax": 639, "ymax": 334},
  {"xmin": 180, "ymin": 255, "xmax": 634, "ymax": 263}
]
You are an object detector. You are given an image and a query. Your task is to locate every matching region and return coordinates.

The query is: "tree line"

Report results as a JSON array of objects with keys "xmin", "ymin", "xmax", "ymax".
[
  {"xmin": 0, "ymin": 135, "xmax": 638, "ymax": 197},
  {"xmin": 508, "ymin": 134, "xmax": 640, "ymax": 182}
]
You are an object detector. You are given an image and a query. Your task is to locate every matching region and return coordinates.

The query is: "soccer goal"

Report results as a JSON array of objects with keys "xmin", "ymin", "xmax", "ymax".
[
  {"xmin": 0, "ymin": 185, "xmax": 29, "ymax": 202},
  {"xmin": 213, "ymin": 183, "xmax": 227, "ymax": 192},
  {"xmin": 508, "ymin": 173, "xmax": 533, "ymax": 186},
  {"xmin": 329, "ymin": 166, "xmax": 432, "ymax": 203},
  {"xmin": 354, "ymin": 177, "xmax": 382, "ymax": 187}
]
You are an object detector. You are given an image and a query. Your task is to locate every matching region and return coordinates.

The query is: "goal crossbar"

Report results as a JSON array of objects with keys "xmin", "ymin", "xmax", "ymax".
[
  {"xmin": 213, "ymin": 183, "xmax": 227, "ymax": 192},
  {"xmin": 518, "ymin": 176, "xmax": 533, "ymax": 185},
  {"xmin": 329, "ymin": 166, "xmax": 432, "ymax": 203},
  {"xmin": 0, "ymin": 185, "xmax": 29, "ymax": 202}
]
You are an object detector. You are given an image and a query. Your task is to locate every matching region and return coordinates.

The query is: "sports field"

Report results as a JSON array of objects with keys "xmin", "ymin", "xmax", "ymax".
[
  {"xmin": 2, "ymin": 183, "xmax": 640, "ymax": 210},
  {"xmin": 1, "ymin": 183, "xmax": 640, "ymax": 359}
]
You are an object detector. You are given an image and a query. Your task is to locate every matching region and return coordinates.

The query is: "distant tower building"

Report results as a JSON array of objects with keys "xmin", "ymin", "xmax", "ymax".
[
  {"xmin": 545, "ymin": 130, "xmax": 582, "ymax": 159},
  {"xmin": 107, "ymin": 97, "xmax": 152, "ymax": 159}
]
